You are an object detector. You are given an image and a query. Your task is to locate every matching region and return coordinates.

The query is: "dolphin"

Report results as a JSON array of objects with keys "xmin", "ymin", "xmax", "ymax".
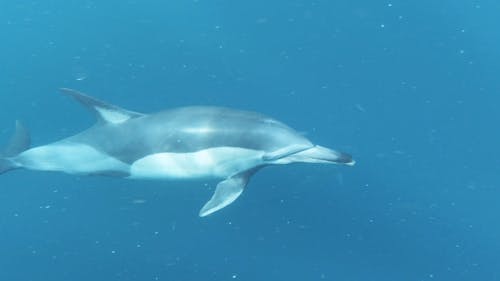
[{"xmin": 0, "ymin": 89, "xmax": 355, "ymax": 216}]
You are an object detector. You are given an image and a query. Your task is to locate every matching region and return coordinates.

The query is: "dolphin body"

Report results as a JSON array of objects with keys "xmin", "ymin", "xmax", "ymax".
[{"xmin": 0, "ymin": 89, "xmax": 355, "ymax": 216}]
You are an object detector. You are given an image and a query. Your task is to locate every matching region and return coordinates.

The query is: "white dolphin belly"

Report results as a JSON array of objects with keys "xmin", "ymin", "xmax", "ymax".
[{"xmin": 129, "ymin": 147, "xmax": 265, "ymax": 180}]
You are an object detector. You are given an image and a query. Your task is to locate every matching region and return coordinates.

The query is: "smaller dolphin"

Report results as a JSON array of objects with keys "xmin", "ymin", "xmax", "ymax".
[{"xmin": 0, "ymin": 89, "xmax": 354, "ymax": 216}]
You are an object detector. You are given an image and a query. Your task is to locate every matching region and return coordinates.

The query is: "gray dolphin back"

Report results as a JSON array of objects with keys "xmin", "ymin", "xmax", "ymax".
[{"xmin": 68, "ymin": 106, "xmax": 314, "ymax": 164}]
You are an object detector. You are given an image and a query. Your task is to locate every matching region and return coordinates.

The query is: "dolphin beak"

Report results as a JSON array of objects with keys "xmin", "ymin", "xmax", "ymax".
[{"xmin": 289, "ymin": 145, "xmax": 355, "ymax": 165}]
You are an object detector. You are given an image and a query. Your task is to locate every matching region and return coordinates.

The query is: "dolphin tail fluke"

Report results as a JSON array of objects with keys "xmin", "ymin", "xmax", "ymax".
[
  {"xmin": 0, "ymin": 158, "xmax": 16, "ymax": 174},
  {"xmin": 1, "ymin": 121, "xmax": 30, "ymax": 174}
]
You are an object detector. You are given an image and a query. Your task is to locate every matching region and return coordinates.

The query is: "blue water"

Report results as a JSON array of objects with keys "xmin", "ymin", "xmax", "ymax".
[{"xmin": 1, "ymin": 1, "xmax": 499, "ymax": 280}]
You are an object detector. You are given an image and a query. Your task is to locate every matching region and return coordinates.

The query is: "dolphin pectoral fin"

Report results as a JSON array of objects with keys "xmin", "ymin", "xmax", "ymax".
[
  {"xmin": 59, "ymin": 88, "xmax": 144, "ymax": 124},
  {"xmin": 199, "ymin": 173, "xmax": 251, "ymax": 217}
]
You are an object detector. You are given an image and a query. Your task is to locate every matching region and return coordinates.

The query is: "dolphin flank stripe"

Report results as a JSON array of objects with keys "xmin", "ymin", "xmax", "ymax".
[{"xmin": 0, "ymin": 88, "xmax": 355, "ymax": 216}]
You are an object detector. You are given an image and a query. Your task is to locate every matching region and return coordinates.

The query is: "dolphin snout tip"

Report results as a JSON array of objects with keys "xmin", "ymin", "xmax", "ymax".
[{"xmin": 334, "ymin": 151, "xmax": 355, "ymax": 166}]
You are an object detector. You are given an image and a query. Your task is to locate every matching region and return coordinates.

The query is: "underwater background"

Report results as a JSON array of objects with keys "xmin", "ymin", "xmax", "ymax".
[{"xmin": 1, "ymin": 1, "xmax": 499, "ymax": 280}]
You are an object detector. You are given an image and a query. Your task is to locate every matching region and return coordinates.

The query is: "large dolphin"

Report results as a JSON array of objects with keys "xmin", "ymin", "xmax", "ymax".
[{"xmin": 0, "ymin": 89, "xmax": 355, "ymax": 216}]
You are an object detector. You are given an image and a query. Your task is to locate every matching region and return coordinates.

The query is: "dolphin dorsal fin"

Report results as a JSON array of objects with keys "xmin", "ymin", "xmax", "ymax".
[{"xmin": 59, "ymin": 88, "xmax": 144, "ymax": 124}]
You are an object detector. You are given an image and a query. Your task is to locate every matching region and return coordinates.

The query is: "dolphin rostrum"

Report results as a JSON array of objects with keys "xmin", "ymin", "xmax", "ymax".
[{"xmin": 0, "ymin": 89, "xmax": 355, "ymax": 216}]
